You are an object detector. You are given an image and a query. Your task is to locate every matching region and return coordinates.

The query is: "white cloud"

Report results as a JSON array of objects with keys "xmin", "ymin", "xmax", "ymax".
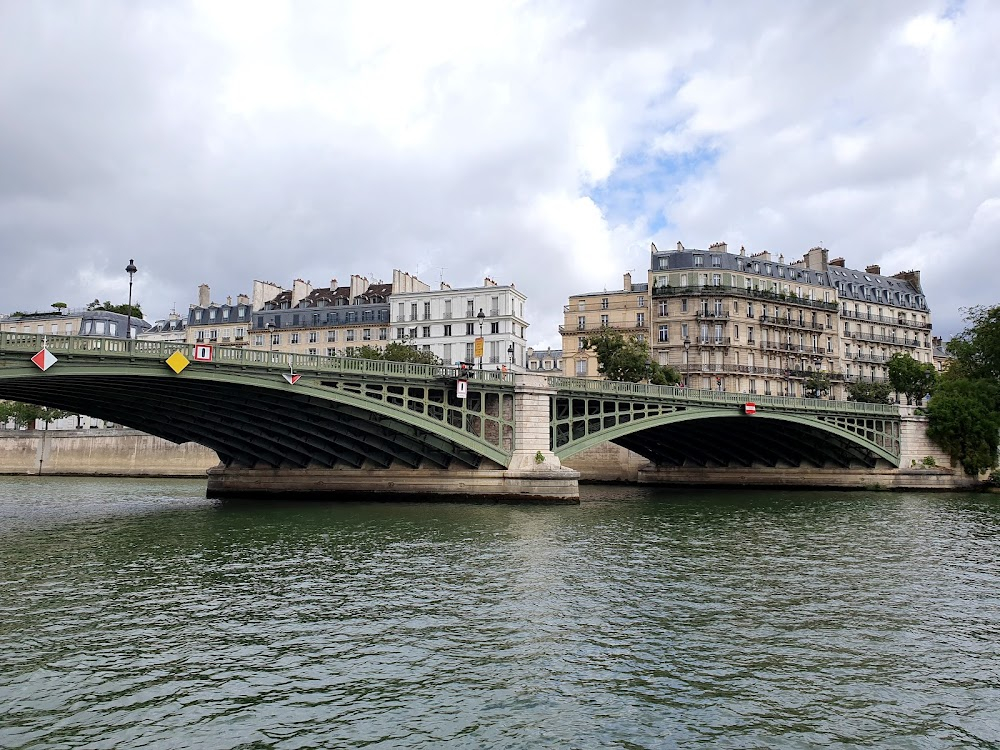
[{"xmin": 1, "ymin": 0, "xmax": 998, "ymax": 346}]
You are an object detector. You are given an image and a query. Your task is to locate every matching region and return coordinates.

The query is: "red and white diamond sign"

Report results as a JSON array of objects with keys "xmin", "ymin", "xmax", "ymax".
[
  {"xmin": 282, "ymin": 372, "xmax": 301, "ymax": 385},
  {"xmin": 31, "ymin": 348, "xmax": 58, "ymax": 371}
]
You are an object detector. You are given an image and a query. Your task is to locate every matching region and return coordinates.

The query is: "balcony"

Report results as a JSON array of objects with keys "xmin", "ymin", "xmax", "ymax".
[
  {"xmin": 653, "ymin": 283, "xmax": 839, "ymax": 311},
  {"xmin": 758, "ymin": 314, "xmax": 827, "ymax": 332},
  {"xmin": 695, "ymin": 337, "xmax": 731, "ymax": 347},
  {"xmin": 695, "ymin": 311, "xmax": 730, "ymax": 320},
  {"xmin": 558, "ymin": 322, "xmax": 648, "ymax": 335},
  {"xmin": 848, "ymin": 331, "xmax": 922, "ymax": 347}
]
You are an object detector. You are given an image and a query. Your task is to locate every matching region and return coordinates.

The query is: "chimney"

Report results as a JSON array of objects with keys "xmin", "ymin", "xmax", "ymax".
[
  {"xmin": 650, "ymin": 241, "xmax": 658, "ymax": 254},
  {"xmin": 331, "ymin": 278, "xmax": 338, "ymax": 290},
  {"xmin": 226, "ymin": 295, "xmax": 232, "ymax": 306},
  {"xmin": 708, "ymin": 241, "xmax": 728, "ymax": 253},
  {"xmin": 804, "ymin": 246, "xmax": 828, "ymax": 270},
  {"xmin": 623, "ymin": 272, "xmax": 632, "ymax": 290},
  {"xmin": 349, "ymin": 274, "xmax": 368, "ymax": 302},
  {"xmin": 740, "ymin": 245, "xmax": 746, "ymax": 256},
  {"xmin": 440, "ymin": 281, "xmax": 451, "ymax": 290},
  {"xmin": 237, "ymin": 294, "xmax": 249, "ymax": 306},
  {"xmin": 291, "ymin": 278, "xmax": 313, "ymax": 307},
  {"xmin": 676, "ymin": 241, "xmax": 684, "ymax": 251},
  {"xmin": 484, "ymin": 277, "xmax": 497, "ymax": 287},
  {"xmin": 865, "ymin": 264, "xmax": 881, "ymax": 275},
  {"xmin": 830, "ymin": 257, "xmax": 846, "ymax": 267},
  {"xmin": 891, "ymin": 269, "xmax": 923, "ymax": 292},
  {"xmin": 198, "ymin": 283, "xmax": 210, "ymax": 307}
]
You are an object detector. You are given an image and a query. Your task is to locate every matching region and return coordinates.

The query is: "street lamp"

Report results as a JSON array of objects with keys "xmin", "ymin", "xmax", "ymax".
[
  {"xmin": 266, "ymin": 322, "xmax": 275, "ymax": 361},
  {"xmin": 507, "ymin": 343, "xmax": 515, "ymax": 366},
  {"xmin": 477, "ymin": 308, "xmax": 485, "ymax": 372},
  {"xmin": 124, "ymin": 258, "xmax": 137, "ymax": 344},
  {"xmin": 683, "ymin": 337, "xmax": 690, "ymax": 387}
]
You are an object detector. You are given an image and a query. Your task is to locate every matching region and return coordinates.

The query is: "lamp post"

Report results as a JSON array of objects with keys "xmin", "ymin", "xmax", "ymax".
[
  {"xmin": 507, "ymin": 343, "xmax": 515, "ymax": 367},
  {"xmin": 266, "ymin": 322, "xmax": 275, "ymax": 361},
  {"xmin": 683, "ymin": 337, "xmax": 690, "ymax": 387},
  {"xmin": 477, "ymin": 308, "xmax": 485, "ymax": 372},
  {"xmin": 124, "ymin": 259, "xmax": 137, "ymax": 345}
]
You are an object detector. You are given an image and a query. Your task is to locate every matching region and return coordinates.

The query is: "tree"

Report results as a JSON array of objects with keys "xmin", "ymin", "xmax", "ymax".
[
  {"xmin": 0, "ymin": 401, "xmax": 71, "ymax": 429},
  {"xmin": 51, "ymin": 302, "xmax": 68, "ymax": 313},
  {"xmin": 926, "ymin": 378, "xmax": 1000, "ymax": 475},
  {"xmin": 804, "ymin": 371, "xmax": 832, "ymax": 399},
  {"xmin": 353, "ymin": 341, "xmax": 440, "ymax": 365},
  {"xmin": 946, "ymin": 304, "xmax": 1000, "ymax": 381},
  {"xmin": 581, "ymin": 328, "xmax": 680, "ymax": 384},
  {"xmin": 88, "ymin": 299, "xmax": 143, "ymax": 318},
  {"xmin": 887, "ymin": 352, "xmax": 938, "ymax": 405},
  {"xmin": 846, "ymin": 380, "xmax": 893, "ymax": 404}
]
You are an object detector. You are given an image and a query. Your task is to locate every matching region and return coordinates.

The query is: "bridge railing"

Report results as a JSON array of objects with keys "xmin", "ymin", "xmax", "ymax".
[
  {"xmin": 0, "ymin": 332, "xmax": 515, "ymax": 385},
  {"xmin": 546, "ymin": 376, "xmax": 899, "ymax": 416}
]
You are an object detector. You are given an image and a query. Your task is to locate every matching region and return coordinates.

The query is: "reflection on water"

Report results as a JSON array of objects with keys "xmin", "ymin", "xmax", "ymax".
[{"xmin": 1, "ymin": 477, "xmax": 999, "ymax": 748}]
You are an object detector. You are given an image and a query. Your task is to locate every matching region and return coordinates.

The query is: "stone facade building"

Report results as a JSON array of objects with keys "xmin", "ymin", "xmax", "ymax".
[{"xmin": 562, "ymin": 241, "xmax": 933, "ymax": 399}]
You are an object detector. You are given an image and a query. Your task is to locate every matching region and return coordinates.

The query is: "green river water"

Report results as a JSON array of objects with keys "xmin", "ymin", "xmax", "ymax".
[{"xmin": 1, "ymin": 477, "xmax": 998, "ymax": 749}]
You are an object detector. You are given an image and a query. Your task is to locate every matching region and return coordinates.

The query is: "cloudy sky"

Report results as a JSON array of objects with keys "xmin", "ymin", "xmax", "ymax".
[{"xmin": 1, "ymin": 0, "xmax": 997, "ymax": 344}]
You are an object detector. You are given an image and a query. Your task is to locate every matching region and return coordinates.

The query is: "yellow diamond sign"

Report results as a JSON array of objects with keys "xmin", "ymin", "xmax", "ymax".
[{"xmin": 165, "ymin": 351, "xmax": 190, "ymax": 374}]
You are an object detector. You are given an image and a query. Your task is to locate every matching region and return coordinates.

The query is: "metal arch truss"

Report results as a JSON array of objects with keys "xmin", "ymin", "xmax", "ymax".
[
  {"xmin": 551, "ymin": 394, "xmax": 901, "ymax": 468},
  {"xmin": 0, "ymin": 348, "xmax": 515, "ymax": 471}
]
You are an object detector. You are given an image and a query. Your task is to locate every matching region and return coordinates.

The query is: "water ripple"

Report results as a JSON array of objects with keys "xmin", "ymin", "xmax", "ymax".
[{"xmin": 2, "ymin": 479, "xmax": 1000, "ymax": 748}]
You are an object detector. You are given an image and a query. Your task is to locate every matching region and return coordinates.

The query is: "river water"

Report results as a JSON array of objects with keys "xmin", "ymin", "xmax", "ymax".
[{"xmin": 1, "ymin": 477, "xmax": 999, "ymax": 749}]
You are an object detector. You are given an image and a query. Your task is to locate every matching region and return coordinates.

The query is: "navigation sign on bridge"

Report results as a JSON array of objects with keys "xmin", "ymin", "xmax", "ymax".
[
  {"xmin": 30, "ymin": 348, "xmax": 58, "ymax": 371},
  {"xmin": 193, "ymin": 344, "xmax": 213, "ymax": 362}
]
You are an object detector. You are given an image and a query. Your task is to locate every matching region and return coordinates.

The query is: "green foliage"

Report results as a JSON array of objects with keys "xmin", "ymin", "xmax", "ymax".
[
  {"xmin": 804, "ymin": 371, "xmax": 832, "ymax": 399},
  {"xmin": 846, "ymin": 380, "xmax": 893, "ymax": 404},
  {"xmin": 0, "ymin": 401, "xmax": 72, "ymax": 429},
  {"xmin": 887, "ymin": 352, "xmax": 938, "ymax": 405},
  {"xmin": 534, "ymin": 451, "xmax": 545, "ymax": 464},
  {"xmin": 87, "ymin": 299, "xmax": 143, "ymax": 318},
  {"xmin": 921, "ymin": 455, "xmax": 937, "ymax": 468},
  {"xmin": 51, "ymin": 302, "xmax": 68, "ymax": 311},
  {"xmin": 946, "ymin": 304, "xmax": 1000, "ymax": 381},
  {"xmin": 580, "ymin": 328, "xmax": 680, "ymax": 384},
  {"xmin": 353, "ymin": 341, "xmax": 440, "ymax": 365},
  {"xmin": 926, "ymin": 378, "xmax": 1000, "ymax": 476}
]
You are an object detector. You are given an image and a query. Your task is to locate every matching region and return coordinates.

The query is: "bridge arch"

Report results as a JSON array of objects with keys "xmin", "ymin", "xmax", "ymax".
[
  {"xmin": 552, "ymin": 401, "xmax": 900, "ymax": 468},
  {"xmin": 0, "ymin": 357, "xmax": 515, "ymax": 470}
]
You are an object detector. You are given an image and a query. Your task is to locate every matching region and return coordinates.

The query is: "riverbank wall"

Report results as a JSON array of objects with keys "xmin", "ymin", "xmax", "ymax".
[
  {"xmin": 0, "ymin": 424, "xmax": 983, "ymax": 491},
  {"xmin": 0, "ymin": 429, "xmax": 218, "ymax": 477}
]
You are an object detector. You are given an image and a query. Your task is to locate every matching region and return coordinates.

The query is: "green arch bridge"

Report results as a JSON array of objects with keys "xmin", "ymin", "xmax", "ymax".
[{"xmin": 0, "ymin": 333, "xmax": 901, "ymax": 501}]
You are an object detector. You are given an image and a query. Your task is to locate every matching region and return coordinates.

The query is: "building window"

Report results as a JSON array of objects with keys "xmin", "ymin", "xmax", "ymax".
[
  {"xmin": 712, "ymin": 274, "xmax": 721, "ymax": 286},
  {"xmin": 271, "ymin": 333, "xmax": 280, "ymax": 345},
  {"xmin": 490, "ymin": 322, "xmax": 499, "ymax": 334},
  {"xmin": 466, "ymin": 322, "xmax": 475, "ymax": 335},
  {"xmin": 396, "ymin": 327, "xmax": 405, "ymax": 339},
  {"xmin": 253, "ymin": 334, "xmax": 263, "ymax": 347},
  {"xmin": 444, "ymin": 324, "xmax": 452, "ymax": 336},
  {"xmin": 327, "ymin": 348, "xmax": 335, "ymax": 357},
  {"xmin": 424, "ymin": 302, "xmax": 431, "ymax": 319},
  {"xmin": 601, "ymin": 297, "xmax": 609, "ymax": 309},
  {"xmin": 576, "ymin": 360, "xmax": 587, "ymax": 376},
  {"xmin": 422, "ymin": 326, "xmax": 431, "ymax": 338},
  {"xmin": 658, "ymin": 301, "xmax": 668, "ymax": 316},
  {"xmin": 290, "ymin": 333, "xmax": 300, "ymax": 344},
  {"xmin": 578, "ymin": 337, "xmax": 586, "ymax": 350},
  {"xmin": 658, "ymin": 325, "xmax": 669, "ymax": 342},
  {"xmin": 694, "ymin": 255, "xmax": 703, "ymax": 267},
  {"xmin": 466, "ymin": 299, "xmax": 475, "ymax": 316},
  {"xmin": 578, "ymin": 316, "xmax": 586, "ymax": 330},
  {"xmin": 444, "ymin": 300, "xmax": 452, "ymax": 318},
  {"xmin": 410, "ymin": 303, "xmax": 418, "ymax": 321},
  {"xmin": 681, "ymin": 323, "xmax": 689, "ymax": 339},
  {"xmin": 491, "ymin": 296, "xmax": 500, "ymax": 315},
  {"xmin": 308, "ymin": 348, "xmax": 317, "ymax": 355},
  {"xmin": 637, "ymin": 296, "xmax": 645, "ymax": 308},
  {"xmin": 346, "ymin": 330, "xmax": 356, "ymax": 342},
  {"xmin": 328, "ymin": 330, "xmax": 338, "ymax": 342},
  {"xmin": 466, "ymin": 342, "xmax": 474, "ymax": 361},
  {"xmin": 681, "ymin": 299, "xmax": 688, "ymax": 313},
  {"xmin": 363, "ymin": 329, "xmax": 372, "ymax": 341},
  {"xmin": 443, "ymin": 343, "xmax": 452, "ymax": 362},
  {"xmin": 636, "ymin": 312, "xmax": 645, "ymax": 327},
  {"xmin": 379, "ymin": 328, "xmax": 388, "ymax": 340},
  {"xmin": 397, "ymin": 302, "xmax": 405, "ymax": 321},
  {"xmin": 308, "ymin": 331, "xmax": 318, "ymax": 343},
  {"xmin": 601, "ymin": 315, "xmax": 609, "ymax": 327},
  {"xmin": 408, "ymin": 328, "xmax": 417, "ymax": 339}
]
